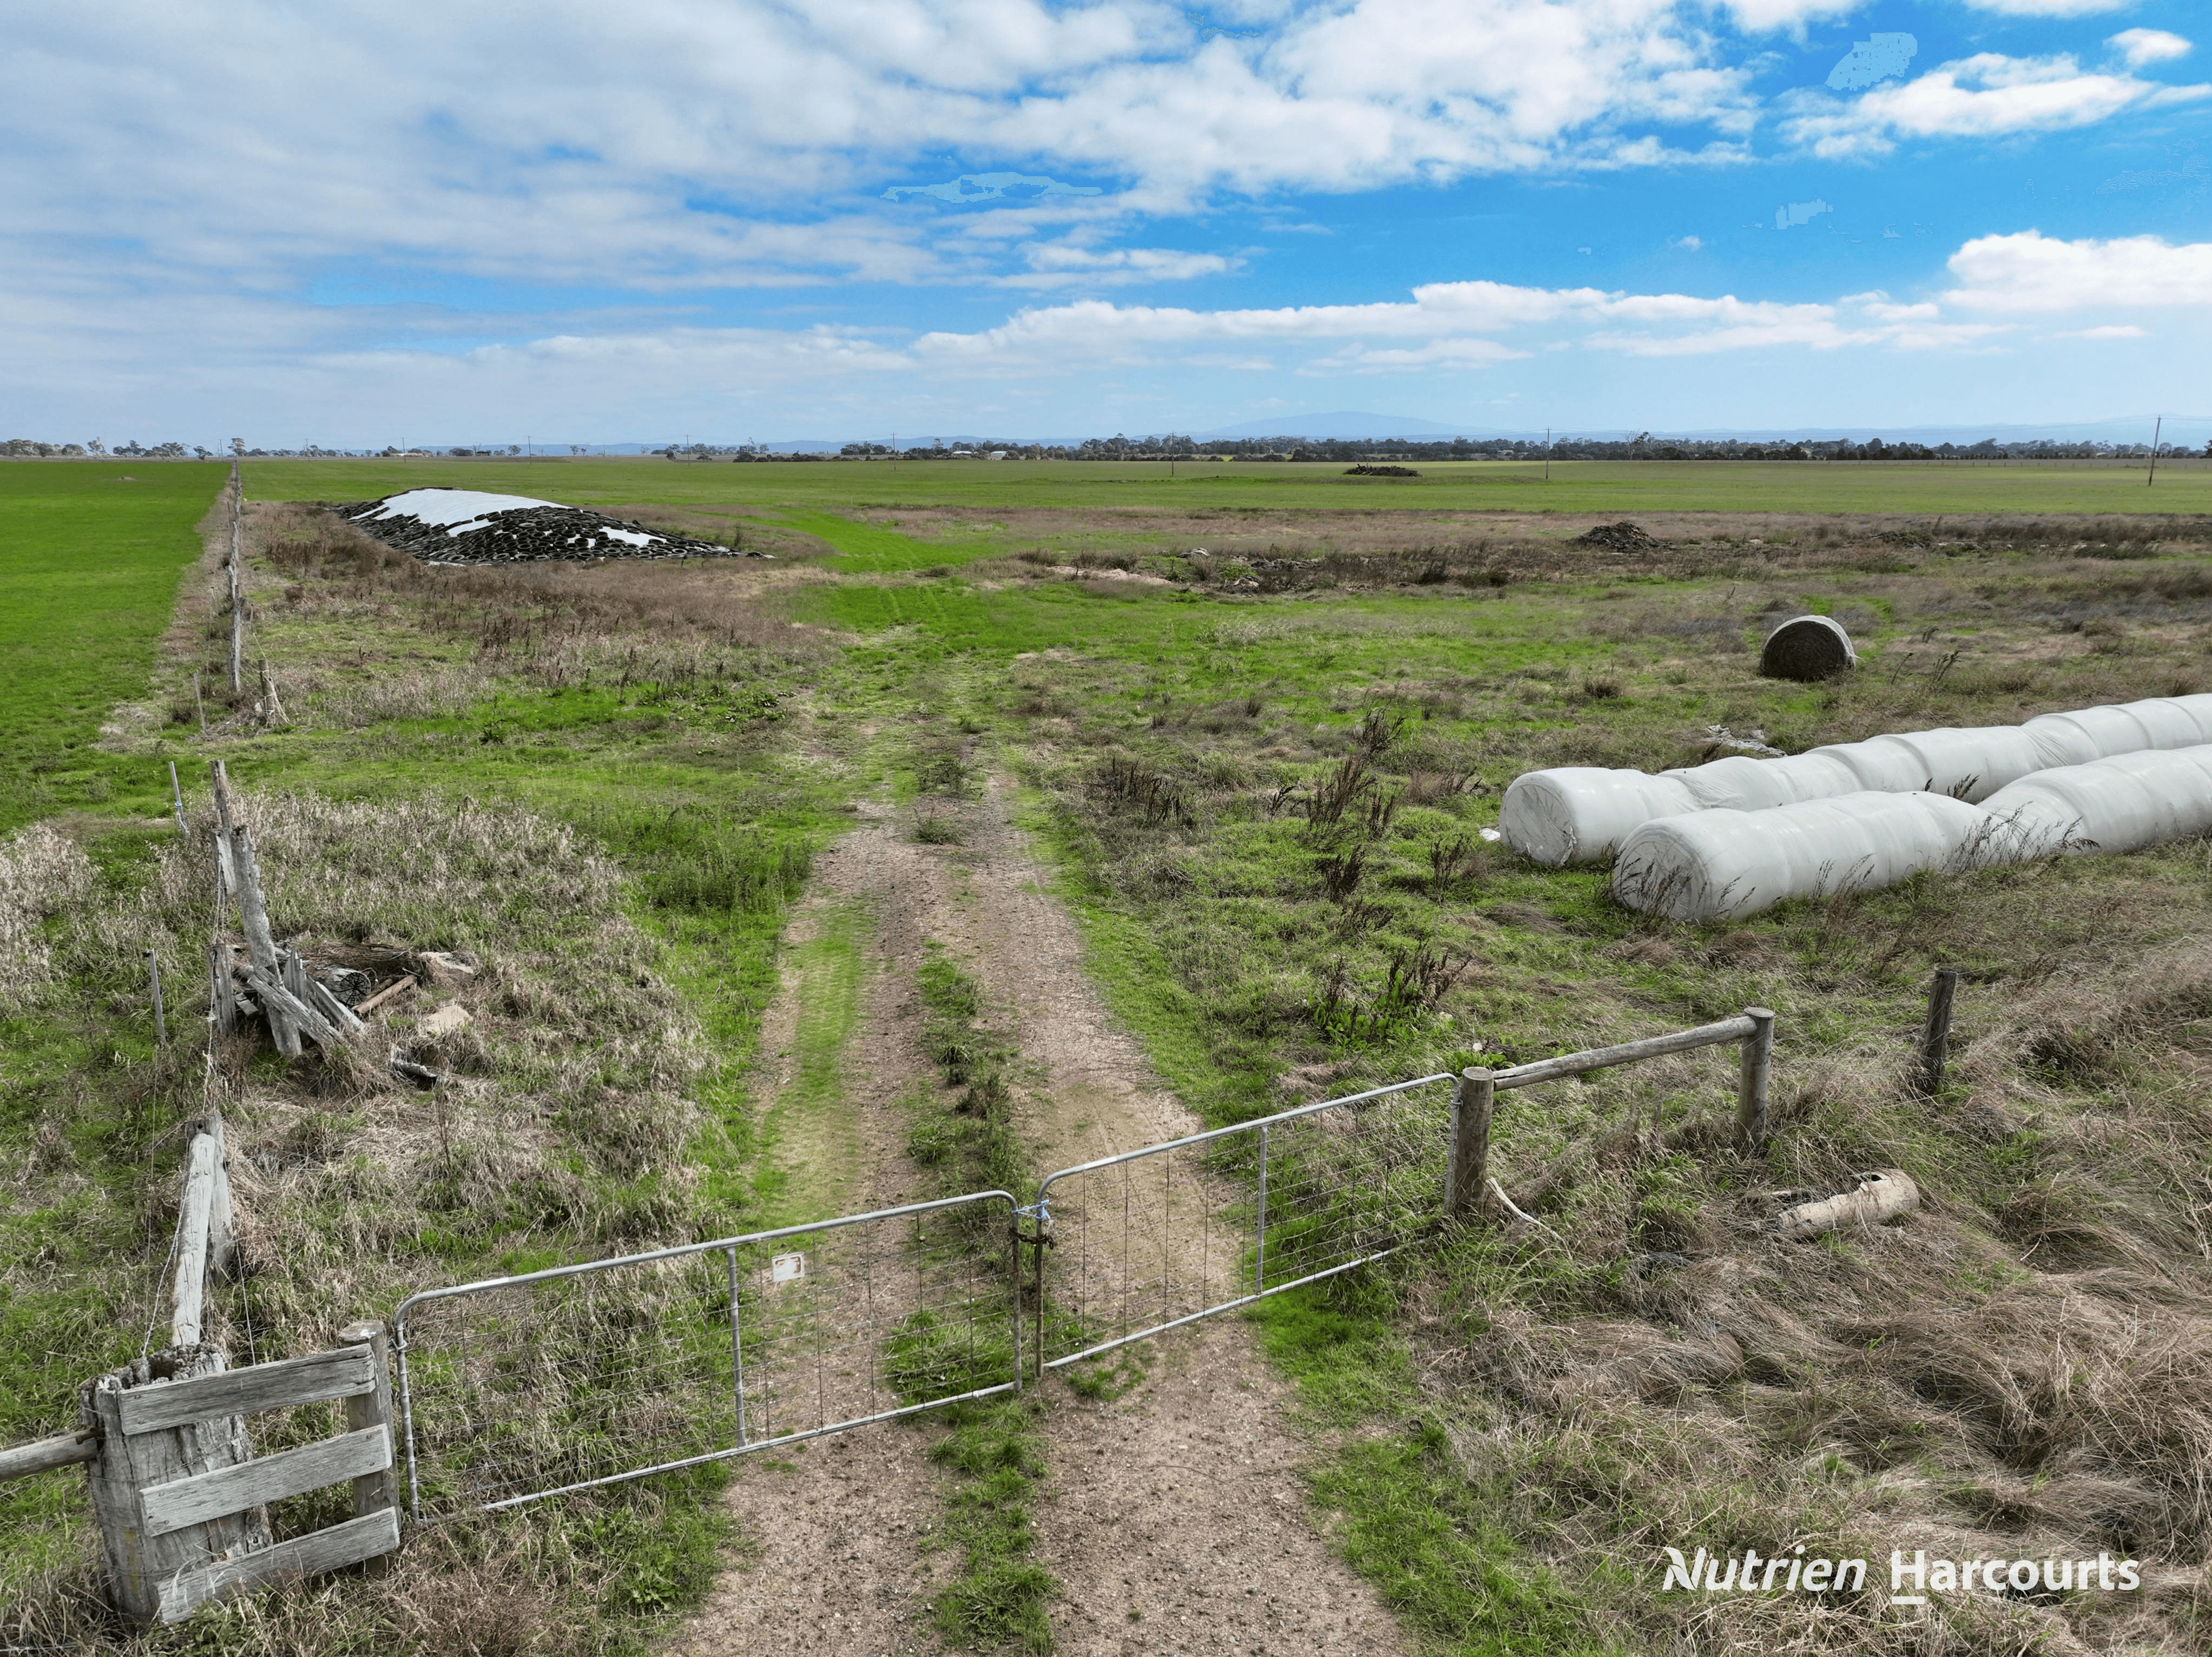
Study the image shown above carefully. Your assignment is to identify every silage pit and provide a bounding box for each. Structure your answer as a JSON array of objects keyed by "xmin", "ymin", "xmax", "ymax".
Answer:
[{"xmin": 337, "ymin": 488, "xmax": 766, "ymax": 566}]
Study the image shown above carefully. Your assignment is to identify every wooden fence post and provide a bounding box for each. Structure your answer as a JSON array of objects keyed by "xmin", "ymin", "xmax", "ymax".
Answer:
[
  {"xmin": 1916, "ymin": 968, "xmax": 1960, "ymax": 1094},
  {"xmin": 337, "ymin": 1319, "xmax": 398, "ymax": 1569},
  {"xmin": 227, "ymin": 473, "xmax": 245, "ymax": 696},
  {"xmin": 1734, "ymin": 1006, "xmax": 1776, "ymax": 1152},
  {"xmin": 1447, "ymin": 1069, "xmax": 1496, "ymax": 1222}
]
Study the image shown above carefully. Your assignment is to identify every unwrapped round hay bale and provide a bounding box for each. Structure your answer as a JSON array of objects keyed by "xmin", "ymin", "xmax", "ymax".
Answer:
[{"xmin": 1759, "ymin": 614, "xmax": 1855, "ymax": 682}]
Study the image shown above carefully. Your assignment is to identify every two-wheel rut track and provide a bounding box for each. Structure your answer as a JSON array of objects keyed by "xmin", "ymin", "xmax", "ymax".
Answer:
[{"xmin": 672, "ymin": 778, "xmax": 1406, "ymax": 1654}]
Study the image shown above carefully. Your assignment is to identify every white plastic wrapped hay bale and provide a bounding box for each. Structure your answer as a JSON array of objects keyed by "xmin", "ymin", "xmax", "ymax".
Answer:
[
  {"xmin": 1612, "ymin": 791, "xmax": 1992, "ymax": 922},
  {"xmin": 2024, "ymin": 695, "xmax": 2212, "ymax": 768},
  {"xmin": 1983, "ymin": 743, "xmax": 2212, "ymax": 860},
  {"xmin": 1664, "ymin": 750, "xmax": 1862, "ymax": 811},
  {"xmin": 1498, "ymin": 768, "xmax": 1699, "ymax": 866},
  {"xmin": 1505, "ymin": 693, "xmax": 2212, "ymax": 872}
]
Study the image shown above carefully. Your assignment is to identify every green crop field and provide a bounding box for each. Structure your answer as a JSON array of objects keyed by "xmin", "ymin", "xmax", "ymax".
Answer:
[
  {"xmin": 243, "ymin": 453, "xmax": 2212, "ymax": 518},
  {"xmin": 8, "ymin": 468, "xmax": 2212, "ymax": 1654},
  {"xmin": 0, "ymin": 463, "xmax": 228, "ymax": 830}
]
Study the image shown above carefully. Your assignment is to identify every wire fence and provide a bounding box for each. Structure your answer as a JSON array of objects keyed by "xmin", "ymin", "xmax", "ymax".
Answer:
[
  {"xmin": 1032, "ymin": 1074, "xmax": 1454, "ymax": 1370},
  {"xmin": 392, "ymin": 1191, "xmax": 1019, "ymax": 1516}
]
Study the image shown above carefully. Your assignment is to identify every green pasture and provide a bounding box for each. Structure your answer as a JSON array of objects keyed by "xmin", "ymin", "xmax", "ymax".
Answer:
[
  {"xmin": 0, "ymin": 463, "xmax": 227, "ymax": 830},
  {"xmin": 9, "ymin": 458, "xmax": 2212, "ymax": 1653},
  {"xmin": 239, "ymin": 454, "xmax": 2212, "ymax": 518}
]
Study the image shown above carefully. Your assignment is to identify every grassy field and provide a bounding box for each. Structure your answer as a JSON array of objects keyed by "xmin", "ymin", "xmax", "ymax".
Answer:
[
  {"xmin": 0, "ymin": 463, "xmax": 228, "ymax": 832},
  {"xmin": 6, "ymin": 461, "xmax": 2212, "ymax": 1653},
  {"xmin": 239, "ymin": 453, "xmax": 2212, "ymax": 518}
]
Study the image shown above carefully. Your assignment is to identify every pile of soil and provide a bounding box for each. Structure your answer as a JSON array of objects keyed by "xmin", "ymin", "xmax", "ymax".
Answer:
[
  {"xmin": 1344, "ymin": 464, "xmax": 1421, "ymax": 477},
  {"xmin": 1573, "ymin": 520, "xmax": 1670, "ymax": 551},
  {"xmin": 335, "ymin": 488, "xmax": 761, "ymax": 565}
]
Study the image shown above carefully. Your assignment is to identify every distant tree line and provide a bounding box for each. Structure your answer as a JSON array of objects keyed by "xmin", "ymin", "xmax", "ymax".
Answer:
[
  {"xmin": 4, "ymin": 438, "xmax": 216, "ymax": 458},
  {"xmin": 686, "ymin": 433, "xmax": 2212, "ymax": 463}
]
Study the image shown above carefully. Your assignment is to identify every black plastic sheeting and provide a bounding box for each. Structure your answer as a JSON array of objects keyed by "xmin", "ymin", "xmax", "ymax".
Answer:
[{"xmin": 336, "ymin": 497, "xmax": 762, "ymax": 565}]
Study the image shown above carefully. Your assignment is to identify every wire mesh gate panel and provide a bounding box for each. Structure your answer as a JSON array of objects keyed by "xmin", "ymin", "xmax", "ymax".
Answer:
[
  {"xmin": 392, "ymin": 1191, "xmax": 1018, "ymax": 1516},
  {"xmin": 1032, "ymin": 1074, "xmax": 1452, "ymax": 1370}
]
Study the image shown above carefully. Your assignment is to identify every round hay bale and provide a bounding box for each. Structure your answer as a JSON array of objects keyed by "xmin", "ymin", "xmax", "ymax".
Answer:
[{"xmin": 1760, "ymin": 615, "xmax": 1856, "ymax": 682}]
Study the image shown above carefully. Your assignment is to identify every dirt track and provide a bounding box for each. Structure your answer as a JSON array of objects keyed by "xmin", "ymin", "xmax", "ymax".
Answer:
[{"xmin": 669, "ymin": 775, "xmax": 1405, "ymax": 1655}]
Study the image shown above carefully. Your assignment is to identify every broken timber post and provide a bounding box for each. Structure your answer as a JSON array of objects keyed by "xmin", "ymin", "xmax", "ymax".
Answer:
[
  {"xmin": 1734, "ymin": 1006, "xmax": 1776, "ymax": 1152},
  {"xmin": 258, "ymin": 658, "xmax": 286, "ymax": 726},
  {"xmin": 169, "ymin": 1119, "xmax": 232, "ymax": 1348},
  {"xmin": 1446, "ymin": 1068, "xmax": 1496, "ymax": 1222},
  {"xmin": 210, "ymin": 761, "xmax": 297, "ymax": 1055},
  {"xmin": 207, "ymin": 940, "xmax": 235, "ymax": 1037},
  {"xmin": 1917, "ymin": 968, "xmax": 1960, "ymax": 1094}
]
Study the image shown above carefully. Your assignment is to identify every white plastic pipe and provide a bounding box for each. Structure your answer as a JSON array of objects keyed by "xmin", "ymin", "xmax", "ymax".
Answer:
[
  {"xmin": 1502, "ymin": 694, "xmax": 2212, "ymax": 866},
  {"xmin": 1614, "ymin": 743, "xmax": 2212, "ymax": 921}
]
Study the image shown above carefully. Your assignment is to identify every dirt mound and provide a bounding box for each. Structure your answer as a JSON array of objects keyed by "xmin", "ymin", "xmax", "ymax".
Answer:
[
  {"xmin": 1572, "ymin": 520, "xmax": 1670, "ymax": 552},
  {"xmin": 335, "ymin": 487, "xmax": 759, "ymax": 565},
  {"xmin": 1344, "ymin": 464, "xmax": 1420, "ymax": 477}
]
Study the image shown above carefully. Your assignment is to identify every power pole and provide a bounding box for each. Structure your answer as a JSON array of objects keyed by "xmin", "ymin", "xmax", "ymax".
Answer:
[
  {"xmin": 1544, "ymin": 427, "xmax": 1551, "ymax": 483},
  {"xmin": 2148, "ymin": 416, "xmax": 2162, "ymax": 487}
]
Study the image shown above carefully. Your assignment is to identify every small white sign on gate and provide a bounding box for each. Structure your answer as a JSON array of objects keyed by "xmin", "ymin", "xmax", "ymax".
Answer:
[{"xmin": 770, "ymin": 1251, "xmax": 805, "ymax": 1287}]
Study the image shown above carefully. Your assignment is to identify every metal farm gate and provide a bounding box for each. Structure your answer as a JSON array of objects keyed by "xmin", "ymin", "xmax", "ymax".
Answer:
[
  {"xmin": 394, "ymin": 1011, "xmax": 1772, "ymax": 1516},
  {"xmin": 392, "ymin": 1191, "xmax": 1021, "ymax": 1516}
]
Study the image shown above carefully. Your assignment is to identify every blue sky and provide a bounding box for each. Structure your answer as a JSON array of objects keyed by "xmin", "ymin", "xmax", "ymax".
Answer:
[{"xmin": 3, "ymin": 1, "xmax": 2207, "ymax": 444}]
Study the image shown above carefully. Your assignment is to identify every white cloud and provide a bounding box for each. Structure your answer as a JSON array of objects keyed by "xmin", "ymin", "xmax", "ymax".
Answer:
[
  {"xmin": 1000, "ymin": 245, "xmax": 1240, "ymax": 289},
  {"xmin": 1304, "ymin": 339, "xmax": 1531, "ymax": 373},
  {"xmin": 1784, "ymin": 54, "xmax": 2209, "ymax": 158},
  {"xmin": 1671, "ymin": 234, "xmax": 1703, "ymax": 249},
  {"xmin": 0, "ymin": 0, "xmax": 1780, "ymax": 308},
  {"xmin": 1945, "ymin": 231, "xmax": 2212, "ymax": 312},
  {"xmin": 1964, "ymin": 0, "xmax": 2128, "ymax": 15},
  {"xmin": 2109, "ymin": 30, "xmax": 2193, "ymax": 69},
  {"xmin": 1719, "ymin": 0, "xmax": 1860, "ymax": 27},
  {"xmin": 2055, "ymin": 324, "xmax": 2149, "ymax": 338}
]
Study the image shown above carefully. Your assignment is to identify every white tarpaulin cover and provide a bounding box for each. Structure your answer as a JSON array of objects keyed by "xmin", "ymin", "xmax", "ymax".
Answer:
[
  {"xmin": 1502, "ymin": 694, "xmax": 2212, "ymax": 865},
  {"xmin": 363, "ymin": 489, "xmax": 563, "ymax": 527},
  {"xmin": 1614, "ymin": 744, "xmax": 2212, "ymax": 920}
]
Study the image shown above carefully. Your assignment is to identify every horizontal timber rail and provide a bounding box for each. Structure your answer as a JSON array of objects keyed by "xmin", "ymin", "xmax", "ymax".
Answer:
[{"xmin": 1447, "ymin": 1006, "xmax": 1775, "ymax": 1222}]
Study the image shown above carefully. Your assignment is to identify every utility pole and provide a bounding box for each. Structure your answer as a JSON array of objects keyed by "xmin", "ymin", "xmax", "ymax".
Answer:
[
  {"xmin": 2148, "ymin": 416, "xmax": 2162, "ymax": 487},
  {"xmin": 1544, "ymin": 426, "xmax": 1551, "ymax": 483}
]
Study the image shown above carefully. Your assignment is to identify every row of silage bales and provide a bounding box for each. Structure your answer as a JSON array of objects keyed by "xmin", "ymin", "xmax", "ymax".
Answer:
[
  {"xmin": 1612, "ymin": 744, "xmax": 2212, "ymax": 922},
  {"xmin": 1500, "ymin": 693, "xmax": 2212, "ymax": 868}
]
